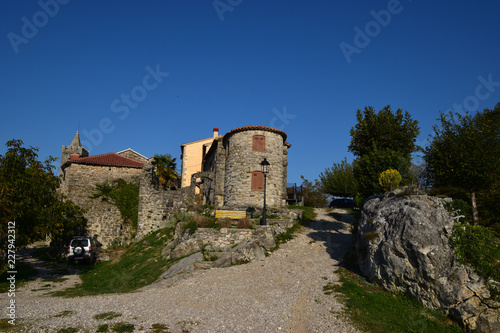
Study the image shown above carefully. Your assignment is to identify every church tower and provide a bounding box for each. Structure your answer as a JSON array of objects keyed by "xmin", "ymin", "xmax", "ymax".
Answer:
[{"xmin": 60, "ymin": 131, "xmax": 89, "ymax": 171}]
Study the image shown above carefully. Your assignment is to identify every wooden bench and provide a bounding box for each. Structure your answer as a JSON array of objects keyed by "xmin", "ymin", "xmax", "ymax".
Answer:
[{"xmin": 215, "ymin": 210, "xmax": 247, "ymax": 219}]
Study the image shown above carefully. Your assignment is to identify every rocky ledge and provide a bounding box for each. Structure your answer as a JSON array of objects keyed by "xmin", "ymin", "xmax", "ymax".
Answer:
[
  {"xmin": 144, "ymin": 220, "xmax": 295, "ymax": 289},
  {"xmin": 356, "ymin": 191, "xmax": 499, "ymax": 332}
]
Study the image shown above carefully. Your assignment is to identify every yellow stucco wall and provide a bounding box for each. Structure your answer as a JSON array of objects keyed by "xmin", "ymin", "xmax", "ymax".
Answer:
[{"xmin": 180, "ymin": 137, "xmax": 214, "ymax": 188}]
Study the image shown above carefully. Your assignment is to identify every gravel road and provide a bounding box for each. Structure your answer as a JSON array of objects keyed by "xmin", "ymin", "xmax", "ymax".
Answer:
[{"xmin": 1, "ymin": 208, "xmax": 362, "ymax": 333}]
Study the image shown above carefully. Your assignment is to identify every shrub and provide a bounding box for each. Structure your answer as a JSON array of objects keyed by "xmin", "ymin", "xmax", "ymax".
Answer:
[
  {"xmin": 193, "ymin": 215, "xmax": 210, "ymax": 228},
  {"xmin": 450, "ymin": 223, "xmax": 500, "ymax": 298},
  {"xmin": 236, "ymin": 218, "xmax": 253, "ymax": 229},
  {"xmin": 378, "ymin": 169, "xmax": 402, "ymax": 192},
  {"xmin": 218, "ymin": 218, "xmax": 232, "ymax": 228}
]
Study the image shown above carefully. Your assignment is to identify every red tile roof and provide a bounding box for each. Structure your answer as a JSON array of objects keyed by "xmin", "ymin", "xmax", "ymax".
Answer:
[
  {"xmin": 223, "ymin": 125, "xmax": 287, "ymax": 143},
  {"xmin": 62, "ymin": 152, "xmax": 145, "ymax": 169}
]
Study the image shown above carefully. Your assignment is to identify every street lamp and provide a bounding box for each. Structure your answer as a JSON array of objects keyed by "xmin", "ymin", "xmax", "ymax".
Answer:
[{"xmin": 260, "ymin": 158, "xmax": 270, "ymax": 225}]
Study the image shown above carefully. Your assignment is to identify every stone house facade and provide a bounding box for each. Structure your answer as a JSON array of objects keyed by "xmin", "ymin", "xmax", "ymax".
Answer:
[
  {"xmin": 59, "ymin": 131, "xmax": 147, "ymax": 247},
  {"xmin": 59, "ymin": 126, "xmax": 291, "ymax": 246},
  {"xmin": 183, "ymin": 125, "xmax": 291, "ymax": 209}
]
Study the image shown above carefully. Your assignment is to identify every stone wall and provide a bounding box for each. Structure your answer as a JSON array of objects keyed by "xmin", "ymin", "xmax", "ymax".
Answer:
[
  {"xmin": 59, "ymin": 163, "xmax": 142, "ymax": 247},
  {"xmin": 135, "ymin": 164, "xmax": 193, "ymax": 240},
  {"xmin": 223, "ymin": 129, "xmax": 287, "ymax": 208},
  {"xmin": 162, "ymin": 223, "xmax": 281, "ymax": 261},
  {"xmin": 117, "ymin": 149, "xmax": 148, "ymax": 162}
]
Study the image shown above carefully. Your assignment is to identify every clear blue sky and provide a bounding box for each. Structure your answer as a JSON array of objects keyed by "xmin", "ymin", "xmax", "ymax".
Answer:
[{"xmin": 1, "ymin": 0, "xmax": 500, "ymax": 184}]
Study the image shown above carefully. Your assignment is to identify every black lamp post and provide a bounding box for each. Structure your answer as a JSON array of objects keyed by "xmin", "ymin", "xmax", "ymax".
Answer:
[{"xmin": 260, "ymin": 158, "xmax": 270, "ymax": 225}]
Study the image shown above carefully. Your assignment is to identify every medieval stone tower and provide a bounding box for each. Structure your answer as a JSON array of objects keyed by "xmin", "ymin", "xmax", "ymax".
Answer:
[
  {"xmin": 221, "ymin": 126, "xmax": 289, "ymax": 208},
  {"xmin": 60, "ymin": 131, "xmax": 88, "ymax": 173}
]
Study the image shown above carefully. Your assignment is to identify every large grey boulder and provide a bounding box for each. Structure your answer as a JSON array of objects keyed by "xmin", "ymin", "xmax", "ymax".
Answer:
[
  {"xmin": 213, "ymin": 240, "xmax": 266, "ymax": 268},
  {"xmin": 356, "ymin": 193, "xmax": 499, "ymax": 332}
]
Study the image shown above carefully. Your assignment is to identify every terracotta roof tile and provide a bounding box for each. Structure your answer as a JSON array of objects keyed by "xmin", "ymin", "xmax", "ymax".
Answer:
[
  {"xmin": 62, "ymin": 152, "xmax": 145, "ymax": 169},
  {"xmin": 223, "ymin": 125, "xmax": 287, "ymax": 143}
]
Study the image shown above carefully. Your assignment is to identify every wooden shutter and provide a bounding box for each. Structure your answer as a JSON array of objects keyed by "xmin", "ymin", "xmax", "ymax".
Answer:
[
  {"xmin": 252, "ymin": 135, "xmax": 265, "ymax": 152},
  {"xmin": 251, "ymin": 172, "xmax": 264, "ymax": 191}
]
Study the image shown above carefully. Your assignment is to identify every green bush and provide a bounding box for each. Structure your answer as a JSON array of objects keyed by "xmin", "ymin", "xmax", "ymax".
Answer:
[
  {"xmin": 378, "ymin": 169, "xmax": 402, "ymax": 192},
  {"xmin": 450, "ymin": 223, "xmax": 500, "ymax": 298}
]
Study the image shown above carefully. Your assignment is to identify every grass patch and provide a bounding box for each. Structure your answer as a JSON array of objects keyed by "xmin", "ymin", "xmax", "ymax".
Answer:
[
  {"xmin": 0, "ymin": 261, "xmax": 38, "ymax": 293},
  {"xmin": 0, "ymin": 318, "xmax": 26, "ymax": 331},
  {"xmin": 111, "ymin": 322, "xmax": 135, "ymax": 332},
  {"xmin": 149, "ymin": 323, "xmax": 171, "ymax": 332},
  {"xmin": 94, "ymin": 311, "xmax": 122, "ymax": 320},
  {"xmin": 288, "ymin": 205, "xmax": 316, "ymax": 221},
  {"xmin": 331, "ymin": 268, "xmax": 464, "ymax": 333},
  {"xmin": 97, "ymin": 324, "xmax": 109, "ymax": 332},
  {"xmin": 51, "ymin": 227, "xmax": 173, "ymax": 297}
]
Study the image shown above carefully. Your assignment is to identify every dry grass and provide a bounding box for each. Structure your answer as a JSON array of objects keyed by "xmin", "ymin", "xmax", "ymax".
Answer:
[{"xmin": 236, "ymin": 218, "xmax": 253, "ymax": 229}]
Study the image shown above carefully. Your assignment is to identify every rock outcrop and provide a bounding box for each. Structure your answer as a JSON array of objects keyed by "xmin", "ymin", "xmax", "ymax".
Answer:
[
  {"xmin": 356, "ymin": 191, "xmax": 499, "ymax": 332},
  {"xmin": 152, "ymin": 221, "xmax": 290, "ymax": 288}
]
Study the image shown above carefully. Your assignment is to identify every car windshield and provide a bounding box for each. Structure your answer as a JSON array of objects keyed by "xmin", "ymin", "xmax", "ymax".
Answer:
[{"xmin": 71, "ymin": 239, "xmax": 88, "ymax": 247}]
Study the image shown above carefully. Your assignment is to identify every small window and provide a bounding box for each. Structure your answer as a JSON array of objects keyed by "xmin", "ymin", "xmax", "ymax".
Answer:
[
  {"xmin": 251, "ymin": 172, "xmax": 265, "ymax": 191},
  {"xmin": 252, "ymin": 135, "xmax": 265, "ymax": 152}
]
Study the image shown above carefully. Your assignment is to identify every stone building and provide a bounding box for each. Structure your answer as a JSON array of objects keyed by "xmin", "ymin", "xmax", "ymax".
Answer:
[
  {"xmin": 182, "ymin": 125, "xmax": 291, "ymax": 209},
  {"xmin": 59, "ymin": 131, "xmax": 147, "ymax": 247}
]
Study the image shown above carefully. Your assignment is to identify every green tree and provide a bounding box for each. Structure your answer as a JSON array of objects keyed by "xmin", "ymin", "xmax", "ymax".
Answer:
[
  {"xmin": 424, "ymin": 104, "xmax": 500, "ymax": 225},
  {"xmin": 349, "ymin": 106, "xmax": 420, "ymax": 199},
  {"xmin": 319, "ymin": 158, "xmax": 357, "ymax": 198},
  {"xmin": 152, "ymin": 154, "xmax": 179, "ymax": 188},
  {"xmin": 301, "ymin": 176, "xmax": 328, "ymax": 208},
  {"xmin": 0, "ymin": 140, "xmax": 87, "ymax": 257},
  {"xmin": 349, "ymin": 105, "xmax": 421, "ymax": 158}
]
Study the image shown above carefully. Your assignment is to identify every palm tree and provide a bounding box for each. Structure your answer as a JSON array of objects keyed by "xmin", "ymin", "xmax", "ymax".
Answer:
[{"xmin": 151, "ymin": 154, "xmax": 179, "ymax": 189}]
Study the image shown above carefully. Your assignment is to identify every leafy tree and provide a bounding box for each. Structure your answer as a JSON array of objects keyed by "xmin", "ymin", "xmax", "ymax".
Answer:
[
  {"xmin": 353, "ymin": 147, "xmax": 412, "ymax": 199},
  {"xmin": 424, "ymin": 104, "xmax": 500, "ymax": 225},
  {"xmin": 301, "ymin": 176, "xmax": 328, "ymax": 208},
  {"xmin": 349, "ymin": 105, "xmax": 421, "ymax": 158},
  {"xmin": 349, "ymin": 106, "xmax": 420, "ymax": 199},
  {"xmin": 152, "ymin": 154, "xmax": 179, "ymax": 189},
  {"xmin": 0, "ymin": 140, "xmax": 86, "ymax": 257},
  {"xmin": 319, "ymin": 158, "xmax": 357, "ymax": 198}
]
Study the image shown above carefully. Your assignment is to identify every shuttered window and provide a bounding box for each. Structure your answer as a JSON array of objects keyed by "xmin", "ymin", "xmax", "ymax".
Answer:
[
  {"xmin": 251, "ymin": 172, "xmax": 265, "ymax": 191},
  {"xmin": 252, "ymin": 135, "xmax": 265, "ymax": 152}
]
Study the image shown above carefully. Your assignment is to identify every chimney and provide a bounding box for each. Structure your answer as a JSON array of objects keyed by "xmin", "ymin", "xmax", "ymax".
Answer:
[{"xmin": 213, "ymin": 127, "xmax": 219, "ymax": 138}]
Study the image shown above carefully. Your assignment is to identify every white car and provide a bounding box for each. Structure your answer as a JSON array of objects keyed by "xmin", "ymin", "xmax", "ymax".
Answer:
[{"xmin": 67, "ymin": 236, "xmax": 100, "ymax": 264}]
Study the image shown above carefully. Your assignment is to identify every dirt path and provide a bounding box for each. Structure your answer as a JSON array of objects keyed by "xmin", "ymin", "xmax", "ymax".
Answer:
[
  {"xmin": 3, "ymin": 208, "xmax": 362, "ymax": 333},
  {"xmin": 13, "ymin": 249, "xmax": 83, "ymax": 296}
]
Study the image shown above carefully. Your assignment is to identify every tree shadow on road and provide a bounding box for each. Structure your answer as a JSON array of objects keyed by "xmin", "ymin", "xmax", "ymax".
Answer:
[{"xmin": 305, "ymin": 210, "xmax": 357, "ymax": 263}]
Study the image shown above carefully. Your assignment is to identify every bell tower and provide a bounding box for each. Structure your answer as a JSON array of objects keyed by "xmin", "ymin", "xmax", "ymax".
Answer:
[{"xmin": 60, "ymin": 131, "xmax": 89, "ymax": 172}]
